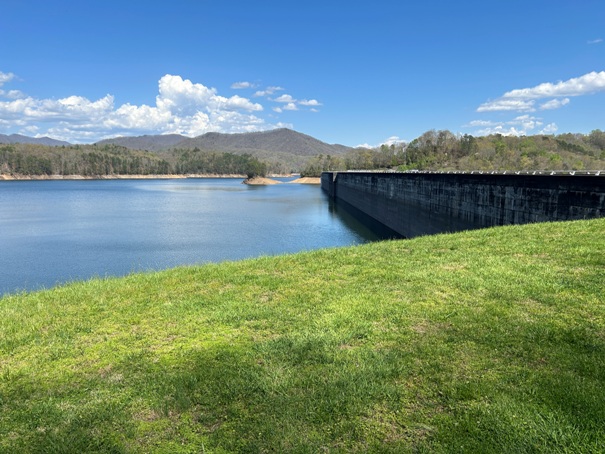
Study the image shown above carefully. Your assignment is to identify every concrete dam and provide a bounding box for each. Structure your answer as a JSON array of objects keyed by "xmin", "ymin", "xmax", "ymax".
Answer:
[{"xmin": 321, "ymin": 171, "xmax": 605, "ymax": 238}]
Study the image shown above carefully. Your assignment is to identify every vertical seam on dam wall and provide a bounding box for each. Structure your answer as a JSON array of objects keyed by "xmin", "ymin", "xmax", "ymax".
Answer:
[{"xmin": 321, "ymin": 172, "xmax": 605, "ymax": 238}]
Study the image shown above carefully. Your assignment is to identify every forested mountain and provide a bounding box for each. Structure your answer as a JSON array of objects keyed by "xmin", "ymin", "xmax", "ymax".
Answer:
[
  {"xmin": 0, "ymin": 134, "xmax": 71, "ymax": 147},
  {"xmin": 174, "ymin": 128, "xmax": 351, "ymax": 156},
  {"xmin": 95, "ymin": 134, "xmax": 188, "ymax": 152},
  {"xmin": 173, "ymin": 128, "xmax": 352, "ymax": 172},
  {"xmin": 92, "ymin": 128, "xmax": 351, "ymax": 171},
  {"xmin": 301, "ymin": 130, "xmax": 605, "ymax": 176},
  {"xmin": 2, "ymin": 129, "xmax": 605, "ymax": 178},
  {"xmin": 95, "ymin": 128, "xmax": 351, "ymax": 156},
  {"xmin": 89, "ymin": 129, "xmax": 352, "ymax": 172}
]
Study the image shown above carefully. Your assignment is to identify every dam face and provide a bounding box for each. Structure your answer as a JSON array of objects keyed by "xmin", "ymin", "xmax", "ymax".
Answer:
[{"xmin": 321, "ymin": 171, "xmax": 605, "ymax": 238}]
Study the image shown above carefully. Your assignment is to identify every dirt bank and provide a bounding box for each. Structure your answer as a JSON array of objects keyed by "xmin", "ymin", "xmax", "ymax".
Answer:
[
  {"xmin": 0, "ymin": 174, "xmax": 248, "ymax": 181},
  {"xmin": 288, "ymin": 177, "xmax": 321, "ymax": 184},
  {"xmin": 242, "ymin": 177, "xmax": 283, "ymax": 185}
]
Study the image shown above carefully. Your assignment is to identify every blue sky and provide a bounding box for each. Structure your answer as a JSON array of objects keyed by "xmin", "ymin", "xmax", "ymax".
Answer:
[{"xmin": 0, "ymin": 0, "xmax": 603, "ymax": 147}]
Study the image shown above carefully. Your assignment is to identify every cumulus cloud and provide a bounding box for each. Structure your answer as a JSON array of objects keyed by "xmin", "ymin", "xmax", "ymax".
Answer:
[
  {"xmin": 272, "ymin": 94, "xmax": 322, "ymax": 111},
  {"xmin": 299, "ymin": 99, "xmax": 322, "ymax": 106},
  {"xmin": 231, "ymin": 81, "xmax": 255, "ymax": 89},
  {"xmin": 0, "ymin": 72, "xmax": 321, "ymax": 142},
  {"xmin": 274, "ymin": 94, "xmax": 296, "ymax": 103},
  {"xmin": 253, "ymin": 86, "xmax": 284, "ymax": 97},
  {"xmin": 357, "ymin": 135, "xmax": 407, "ymax": 149},
  {"xmin": 0, "ymin": 74, "xmax": 284, "ymax": 141},
  {"xmin": 468, "ymin": 115, "xmax": 550, "ymax": 136},
  {"xmin": 0, "ymin": 71, "xmax": 15, "ymax": 86},
  {"xmin": 1, "ymin": 89, "xmax": 25, "ymax": 99},
  {"xmin": 502, "ymin": 71, "xmax": 605, "ymax": 99},
  {"xmin": 477, "ymin": 71, "xmax": 605, "ymax": 113},
  {"xmin": 540, "ymin": 123, "xmax": 558, "ymax": 134}
]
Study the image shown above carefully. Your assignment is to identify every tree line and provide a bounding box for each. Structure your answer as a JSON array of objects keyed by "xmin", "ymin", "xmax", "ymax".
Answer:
[
  {"xmin": 3, "ymin": 130, "xmax": 605, "ymax": 179},
  {"xmin": 301, "ymin": 129, "xmax": 605, "ymax": 176},
  {"xmin": 0, "ymin": 143, "xmax": 267, "ymax": 178}
]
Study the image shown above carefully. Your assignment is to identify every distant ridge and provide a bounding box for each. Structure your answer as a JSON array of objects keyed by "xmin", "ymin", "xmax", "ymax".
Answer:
[
  {"xmin": 174, "ymin": 128, "xmax": 352, "ymax": 157},
  {"xmin": 95, "ymin": 128, "xmax": 352, "ymax": 157},
  {"xmin": 95, "ymin": 134, "xmax": 188, "ymax": 152},
  {"xmin": 1, "ymin": 129, "xmax": 353, "ymax": 171},
  {"xmin": 0, "ymin": 134, "xmax": 71, "ymax": 146}
]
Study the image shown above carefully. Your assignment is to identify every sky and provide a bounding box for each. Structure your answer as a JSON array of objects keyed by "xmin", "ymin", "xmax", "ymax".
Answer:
[{"xmin": 0, "ymin": 0, "xmax": 604, "ymax": 147}]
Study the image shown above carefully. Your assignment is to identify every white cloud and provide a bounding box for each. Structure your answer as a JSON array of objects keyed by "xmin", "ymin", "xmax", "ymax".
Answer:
[
  {"xmin": 0, "ymin": 73, "xmax": 280, "ymax": 142},
  {"xmin": 357, "ymin": 135, "xmax": 407, "ymax": 149},
  {"xmin": 477, "ymin": 99, "xmax": 536, "ymax": 112},
  {"xmin": 0, "ymin": 71, "xmax": 15, "ymax": 86},
  {"xmin": 0, "ymin": 73, "xmax": 321, "ymax": 142},
  {"xmin": 540, "ymin": 123, "xmax": 558, "ymax": 134},
  {"xmin": 502, "ymin": 71, "xmax": 605, "ymax": 99},
  {"xmin": 1, "ymin": 89, "xmax": 25, "ymax": 99},
  {"xmin": 539, "ymin": 98, "xmax": 570, "ymax": 110},
  {"xmin": 231, "ymin": 81, "xmax": 255, "ymax": 89},
  {"xmin": 253, "ymin": 86, "xmax": 284, "ymax": 97},
  {"xmin": 156, "ymin": 74, "xmax": 262, "ymax": 115},
  {"xmin": 0, "ymin": 94, "xmax": 115, "ymax": 123},
  {"xmin": 299, "ymin": 99, "xmax": 322, "ymax": 106},
  {"xmin": 468, "ymin": 115, "xmax": 547, "ymax": 136},
  {"xmin": 271, "ymin": 94, "xmax": 322, "ymax": 111},
  {"xmin": 588, "ymin": 38, "xmax": 603, "ymax": 44},
  {"xmin": 509, "ymin": 114, "xmax": 543, "ymax": 130},
  {"xmin": 466, "ymin": 120, "xmax": 498, "ymax": 127},
  {"xmin": 477, "ymin": 71, "xmax": 605, "ymax": 113},
  {"xmin": 274, "ymin": 94, "xmax": 296, "ymax": 103}
]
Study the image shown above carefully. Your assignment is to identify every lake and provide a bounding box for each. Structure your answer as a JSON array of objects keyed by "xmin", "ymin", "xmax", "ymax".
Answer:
[{"xmin": 0, "ymin": 178, "xmax": 388, "ymax": 295}]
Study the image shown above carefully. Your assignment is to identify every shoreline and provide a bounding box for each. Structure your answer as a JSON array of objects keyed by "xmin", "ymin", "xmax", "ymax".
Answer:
[
  {"xmin": 0, "ymin": 173, "xmax": 321, "ymax": 184},
  {"xmin": 0, "ymin": 173, "xmax": 280, "ymax": 181}
]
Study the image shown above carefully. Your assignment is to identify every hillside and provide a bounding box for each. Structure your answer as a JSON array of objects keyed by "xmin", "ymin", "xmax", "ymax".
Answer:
[
  {"xmin": 93, "ymin": 128, "xmax": 352, "ymax": 156},
  {"xmin": 0, "ymin": 133, "xmax": 70, "ymax": 147},
  {"xmin": 174, "ymin": 128, "xmax": 351, "ymax": 156},
  {"xmin": 302, "ymin": 130, "xmax": 605, "ymax": 176},
  {"xmin": 95, "ymin": 134, "xmax": 188, "ymax": 152},
  {"xmin": 4, "ymin": 129, "xmax": 605, "ymax": 175},
  {"xmin": 91, "ymin": 129, "xmax": 352, "ymax": 172},
  {"xmin": 1, "ymin": 218, "xmax": 603, "ymax": 452}
]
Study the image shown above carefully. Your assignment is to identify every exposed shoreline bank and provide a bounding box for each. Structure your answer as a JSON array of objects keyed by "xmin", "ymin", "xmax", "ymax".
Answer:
[
  {"xmin": 0, "ymin": 173, "xmax": 293, "ymax": 181},
  {"xmin": 242, "ymin": 176, "xmax": 321, "ymax": 185},
  {"xmin": 0, "ymin": 173, "xmax": 321, "ymax": 184}
]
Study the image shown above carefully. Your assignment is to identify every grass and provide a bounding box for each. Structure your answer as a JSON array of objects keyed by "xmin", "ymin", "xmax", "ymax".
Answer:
[{"xmin": 1, "ymin": 218, "xmax": 604, "ymax": 453}]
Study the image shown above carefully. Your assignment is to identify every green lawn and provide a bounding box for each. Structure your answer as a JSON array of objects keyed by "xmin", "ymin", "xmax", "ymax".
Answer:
[{"xmin": 1, "ymin": 218, "xmax": 604, "ymax": 453}]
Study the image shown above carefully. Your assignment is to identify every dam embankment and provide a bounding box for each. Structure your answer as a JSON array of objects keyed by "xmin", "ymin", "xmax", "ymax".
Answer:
[{"xmin": 321, "ymin": 171, "xmax": 605, "ymax": 238}]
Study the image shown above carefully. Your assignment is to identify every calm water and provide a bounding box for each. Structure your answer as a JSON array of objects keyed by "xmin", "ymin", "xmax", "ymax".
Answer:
[{"xmin": 0, "ymin": 178, "xmax": 384, "ymax": 295}]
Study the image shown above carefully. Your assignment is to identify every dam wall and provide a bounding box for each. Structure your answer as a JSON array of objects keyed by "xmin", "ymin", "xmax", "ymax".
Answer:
[{"xmin": 321, "ymin": 171, "xmax": 605, "ymax": 238}]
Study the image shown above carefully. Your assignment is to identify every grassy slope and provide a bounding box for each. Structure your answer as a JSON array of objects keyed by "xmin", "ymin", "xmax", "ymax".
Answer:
[{"xmin": 1, "ymin": 219, "xmax": 604, "ymax": 453}]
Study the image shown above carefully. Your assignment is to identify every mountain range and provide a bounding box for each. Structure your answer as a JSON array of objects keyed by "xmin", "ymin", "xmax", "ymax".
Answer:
[
  {"xmin": 0, "ymin": 134, "xmax": 71, "ymax": 146},
  {"xmin": 2, "ymin": 128, "xmax": 353, "ymax": 155},
  {"xmin": 95, "ymin": 129, "xmax": 353, "ymax": 166}
]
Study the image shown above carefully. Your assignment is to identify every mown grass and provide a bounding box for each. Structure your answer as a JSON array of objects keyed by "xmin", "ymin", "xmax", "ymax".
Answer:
[{"xmin": 1, "ymin": 218, "xmax": 604, "ymax": 453}]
